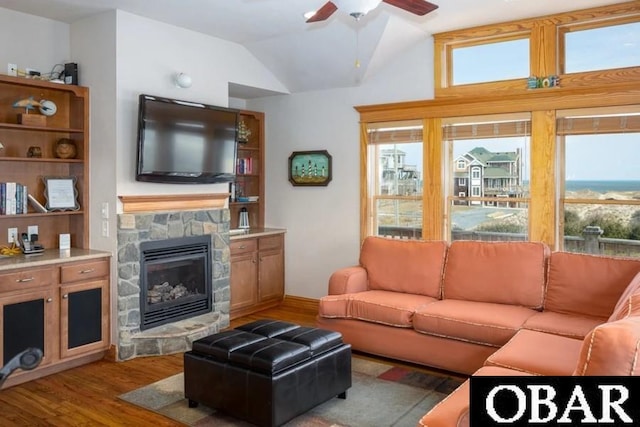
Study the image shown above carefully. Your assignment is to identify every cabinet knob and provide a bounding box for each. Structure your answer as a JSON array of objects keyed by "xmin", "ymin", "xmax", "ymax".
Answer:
[
  {"xmin": 252, "ymin": 258, "xmax": 257, "ymax": 264},
  {"xmin": 80, "ymin": 269, "xmax": 95, "ymax": 274},
  {"xmin": 16, "ymin": 277, "xmax": 35, "ymax": 283},
  {"xmin": 63, "ymin": 294, "xmax": 69, "ymax": 299},
  {"xmin": 239, "ymin": 245, "xmax": 246, "ymax": 249},
  {"xmin": 46, "ymin": 298, "xmax": 53, "ymax": 303}
]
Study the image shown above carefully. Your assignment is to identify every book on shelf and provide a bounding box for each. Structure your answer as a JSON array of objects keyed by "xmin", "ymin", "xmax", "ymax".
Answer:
[
  {"xmin": 0, "ymin": 182, "xmax": 28, "ymax": 215},
  {"xmin": 236, "ymin": 157, "xmax": 253, "ymax": 175}
]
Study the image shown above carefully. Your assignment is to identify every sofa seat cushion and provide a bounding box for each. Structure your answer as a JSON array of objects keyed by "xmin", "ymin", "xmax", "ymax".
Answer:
[
  {"xmin": 522, "ymin": 311, "xmax": 605, "ymax": 339},
  {"xmin": 545, "ymin": 252, "xmax": 640, "ymax": 319},
  {"xmin": 443, "ymin": 241, "xmax": 548, "ymax": 309},
  {"xmin": 418, "ymin": 366, "xmax": 530, "ymax": 427},
  {"xmin": 349, "ymin": 290, "xmax": 437, "ymax": 327},
  {"xmin": 574, "ymin": 316, "xmax": 640, "ymax": 376},
  {"xmin": 485, "ymin": 329, "xmax": 583, "ymax": 375},
  {"xmin": 413, "ymin": 300, "xmax": 537, "ymax": 347},
  {"xmin": 360, "ymin": 237, "xmax": 447, "ymax": 298}
]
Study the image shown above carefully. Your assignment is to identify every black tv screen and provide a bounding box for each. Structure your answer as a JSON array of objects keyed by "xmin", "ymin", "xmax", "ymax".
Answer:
[{"xmin": 136, "ymin": 94, "xmax": 238, "ymax": 184}]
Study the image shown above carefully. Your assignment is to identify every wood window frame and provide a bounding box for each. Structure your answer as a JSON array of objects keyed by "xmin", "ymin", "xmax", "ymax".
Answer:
[{"xmin": 434, "ymin": 2, "xmax": 640, "ymax": 98}]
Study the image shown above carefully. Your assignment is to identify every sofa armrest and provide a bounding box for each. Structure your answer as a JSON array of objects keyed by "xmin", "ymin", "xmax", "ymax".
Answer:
[{"xmin": 328, "ymin": 266, "xmax": 368, "ymax": 295}]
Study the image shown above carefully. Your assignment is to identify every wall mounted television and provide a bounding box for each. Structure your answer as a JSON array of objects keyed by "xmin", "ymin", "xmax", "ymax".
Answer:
[{"xmin": 136, "ymin": 94, "xmax": 238, "ymax": 184}]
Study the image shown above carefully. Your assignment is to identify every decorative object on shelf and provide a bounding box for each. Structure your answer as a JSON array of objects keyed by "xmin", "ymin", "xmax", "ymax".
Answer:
[
  {"xmin": 27, "ymin": 146, "xmax": 42, "ymax": 158},
  {"xmin": 237, "ymin": 120, "xmax": 252, "ymax": 143},
  {"xmin": 238, "ymin": 207, "xmax": 250, "ymax": 229},
  {"xmin": 27, "ymin": 194, "xmax": 47, "ymax": 213},
  {"xmin": 527, "ymin": 75, "xmax": 559, "ymax": 89},
  {"xmin": 43, "ymin": 176, "xmax": 80, "ymax": 211},
  {"xmin": 39, "ymin": 99, "xmax": 57, "ymax": 116},
  {"xmin": 288, "ymin": 150, "xmax": 332, "ymax": 186},
  {"xmin": 13, "ymin": 96, "xmax": 46, "ymax": 126},
  {"xmin": 55, "ymin": 138, "xmax": 77, "ymax": 159},
  {"xmin": 174, "ymin": 72, "xmax": 192, "ymax": 89}
]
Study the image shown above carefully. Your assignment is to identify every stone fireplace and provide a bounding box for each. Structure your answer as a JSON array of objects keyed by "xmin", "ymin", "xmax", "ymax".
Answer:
[{"xmin": 116, "ymin": 208, "xmax": 230, "ymax": 361}]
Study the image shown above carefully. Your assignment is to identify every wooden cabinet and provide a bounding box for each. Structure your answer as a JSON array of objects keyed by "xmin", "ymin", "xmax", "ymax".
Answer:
[
  {"xmin": 229, "ymin": 239, "xmax": 258, "ymax": 313},
  {"xmin": 230, "ymin": 110, "xmax": 264, "ymax": 229},
  {"xmin": 0, "ymin": 286, "xmax": 56, "ymax": 369},
  {"xmin": 0, "ymin": 75, "xmax": 89, "ymax": 250},
  {"xmin": 59, "ymin": 258, "xmax": 110, "ymax": 359},
  {"xmin": 257, "ymin": 235, "xmax": 285, "ymax": 303},
  {"xmin": 0, "ymin": 252, "xmax": 110, "ymax": 388},
  {"xmin": 230, "ymin": 231, "xmax": 285, "ymax": 319}
]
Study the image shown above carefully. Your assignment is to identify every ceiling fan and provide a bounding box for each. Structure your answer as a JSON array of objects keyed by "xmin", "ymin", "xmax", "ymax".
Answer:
[{"xmin": 306, "ymin": 0, "xmax": 438, "ymax": 23}]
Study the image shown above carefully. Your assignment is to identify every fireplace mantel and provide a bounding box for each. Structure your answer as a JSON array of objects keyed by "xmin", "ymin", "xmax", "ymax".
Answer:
[{"xmin": 119, "ymin": 193, "xmax": 228, "ymax": 213}]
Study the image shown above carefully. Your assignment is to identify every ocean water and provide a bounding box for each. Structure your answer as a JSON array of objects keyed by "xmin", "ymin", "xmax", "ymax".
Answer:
[{"xmin": 565, "ymin": 180, "xmax": 640, "ymax": 193}]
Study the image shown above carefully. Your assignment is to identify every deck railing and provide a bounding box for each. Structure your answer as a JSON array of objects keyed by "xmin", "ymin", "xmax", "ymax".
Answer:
[{"xmin": 377, "ymin": 225, "xmax": 640, "ymax": 257}]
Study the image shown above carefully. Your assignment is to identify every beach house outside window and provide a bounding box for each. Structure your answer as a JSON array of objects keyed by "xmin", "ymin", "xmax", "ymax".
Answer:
[
  {"xmin": 445, "ymin": 114, "xmax": 531, "ymax": 242},
  {"xmin": 364, "ymin": 120, "xmax": 424, "ymax": 240},
  {"xmin": 558, "ymin": 106, "xmax": 640, "ymax": 257}
]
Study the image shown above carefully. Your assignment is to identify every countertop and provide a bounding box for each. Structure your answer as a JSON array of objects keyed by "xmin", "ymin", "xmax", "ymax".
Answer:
[
  {"xmin": 229, "ymin": 227, "xmax": 286, "ymax": 240},
  {"xmin": 0, "ymin": 248, "xmax": 112, "ymax": 271}
]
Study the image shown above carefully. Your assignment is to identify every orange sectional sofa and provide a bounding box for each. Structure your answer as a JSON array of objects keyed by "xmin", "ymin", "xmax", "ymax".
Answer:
[{"xmin": 316, "ymin": 237, "xmax": 640, "ymax": 426}]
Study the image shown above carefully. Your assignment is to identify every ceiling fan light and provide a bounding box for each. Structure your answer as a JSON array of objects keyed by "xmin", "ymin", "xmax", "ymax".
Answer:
[
  {"xmin": 333, "ymin": 0, "xmax": 382, "ymax": 16},
  {"xmin": 303, "ymin": 10, "xmax": 317, "ymax": 20}
]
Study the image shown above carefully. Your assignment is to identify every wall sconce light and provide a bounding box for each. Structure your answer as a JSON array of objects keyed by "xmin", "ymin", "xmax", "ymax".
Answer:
[{"xmin": 174, "ymin": 72, "xmax": 192, "ymax": 88}]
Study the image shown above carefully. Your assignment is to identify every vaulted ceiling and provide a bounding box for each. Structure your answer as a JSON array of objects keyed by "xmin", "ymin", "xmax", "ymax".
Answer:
[{"xmin": 0, "ymin": 0, "xmax": 625, "ymax": 96}]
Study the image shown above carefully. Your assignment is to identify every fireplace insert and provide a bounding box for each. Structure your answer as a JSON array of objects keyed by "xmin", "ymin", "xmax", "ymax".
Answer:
[{"xmin": 139, "ymin": 235, "xmax": 212, "ymax": 330}]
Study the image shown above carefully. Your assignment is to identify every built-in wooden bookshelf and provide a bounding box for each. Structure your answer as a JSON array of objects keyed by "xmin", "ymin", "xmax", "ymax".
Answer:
[{"xmin": 0, "ymin": 75, "xmax": 89, "ymax": 249}]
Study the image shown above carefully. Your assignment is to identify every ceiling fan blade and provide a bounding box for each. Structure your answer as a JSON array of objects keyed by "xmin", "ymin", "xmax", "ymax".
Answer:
[
  {"xmin": 382, "ymin": 0, "xmax": 438, "ymax": 16},
  {"xmin": 306, "ymin": 2, "xmax": 338, "ymax": 23}
]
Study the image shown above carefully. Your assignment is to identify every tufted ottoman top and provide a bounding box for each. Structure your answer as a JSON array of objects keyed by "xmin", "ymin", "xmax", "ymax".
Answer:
[{"xmin": 191, "ymin": 319, "xmax": 345, "ymax": 375}]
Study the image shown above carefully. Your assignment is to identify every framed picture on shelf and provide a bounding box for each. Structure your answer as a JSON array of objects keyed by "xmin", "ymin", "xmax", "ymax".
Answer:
[
  {"xmin": 43, "ymin": 176, "xmax": 80, "ymax": 211},
  {"xmin": 288, "ymin": 150, "xmax": 332, "ymax": 187}
]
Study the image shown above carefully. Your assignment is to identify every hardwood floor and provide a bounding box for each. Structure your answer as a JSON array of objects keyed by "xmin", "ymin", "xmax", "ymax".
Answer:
[
  {"xmin": 0, "ymin": 304, "xmax": 319, "ymax": 426},
  {"xmin": 0, "ymin": 302, "xmax": 464, "ymax": 426}
]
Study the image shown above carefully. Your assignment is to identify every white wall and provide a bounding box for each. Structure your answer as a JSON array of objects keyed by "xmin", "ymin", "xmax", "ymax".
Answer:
[
  {"xmin": 0, "ymin": 5, "xmax": 435, "ymax": 303},
  {"xmin": 0, "ymin": 7, "xmax": 69, "ymax": 78},
  {"xmin": 113, "ymin": 11, "xmax": 289, "ymax": 201},
  {"xmin": 249, "ymin": 40, "xmax": 434, "ymax": 298},
  {"xmin": 70, "ymin": 11, "xmax": 118, "ymax": 252}
]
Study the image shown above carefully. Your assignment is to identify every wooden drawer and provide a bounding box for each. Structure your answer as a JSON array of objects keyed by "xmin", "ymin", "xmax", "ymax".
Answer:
[
  {"xmin": 259, "ymin": 235, "xmax": 283, "ymax": 251},
  {"xmin": 0, "ymin": 267, "xmax": 56, "ymax": 292},
  {"xmin": 231, "ymin": 238, "xmax": 257, "ymax": 255},
  {"xmin": 60, "ymin": 258, "xmax": 110, "ymax": 284}
]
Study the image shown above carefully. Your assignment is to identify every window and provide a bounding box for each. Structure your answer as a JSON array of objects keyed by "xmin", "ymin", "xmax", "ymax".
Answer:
[
  {"xmin": 359, "ymin": 3, "xmax": 640, "ymax": 251},
  {"xmin": 562, "ymin": 21, "xmax": 640, "ymax": 74},
  {"xmin": 364, "ymin": 121, "xmax": 424, "ymax": 240},
  {"xmin": 451, "ymin": 37, "xmax": 530, "ymax": 85},
  {"xmin": 558, "ymin": 107, "xmax": 640, "ymax": 257},
  {"xmin": 445, "ymin": 114, "xmax": 530, "ymax": 242}
]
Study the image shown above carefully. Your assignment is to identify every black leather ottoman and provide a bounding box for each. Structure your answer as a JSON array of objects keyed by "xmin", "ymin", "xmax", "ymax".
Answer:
[{"xmin": 184, "ymin": 319, "xmax": 352, "ymax": 427}]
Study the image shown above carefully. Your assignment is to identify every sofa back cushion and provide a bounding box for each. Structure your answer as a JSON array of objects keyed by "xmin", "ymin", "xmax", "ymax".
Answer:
[
  {"xmin": 443, "ymin": 241, "xmax": 549, "ymax": 309},
  {"xmin": 546, "ymin": 252, "xmax": 640, "ymax": 319},
  {"xmin": 573, "ymin": 316, "xmax": 640, "ymax": 376},
  {"xmin": 359, "ymin": 237, "xmax": 447, "ymax": 298},
  {"xmin": 608, "ymin": 272, "xmax": 640, "ymax": 322}
]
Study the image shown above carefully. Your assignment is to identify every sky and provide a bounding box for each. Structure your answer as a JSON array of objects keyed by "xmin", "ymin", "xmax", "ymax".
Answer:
[{"xmin": 380, "ymin": 20, "xmax": 640, "ymax": 182}]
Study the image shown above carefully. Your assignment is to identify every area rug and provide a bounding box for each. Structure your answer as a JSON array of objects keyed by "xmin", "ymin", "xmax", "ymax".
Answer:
[{"xmin": 119, "ymin": 357, "xmax": 464, "ymax": 426}]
